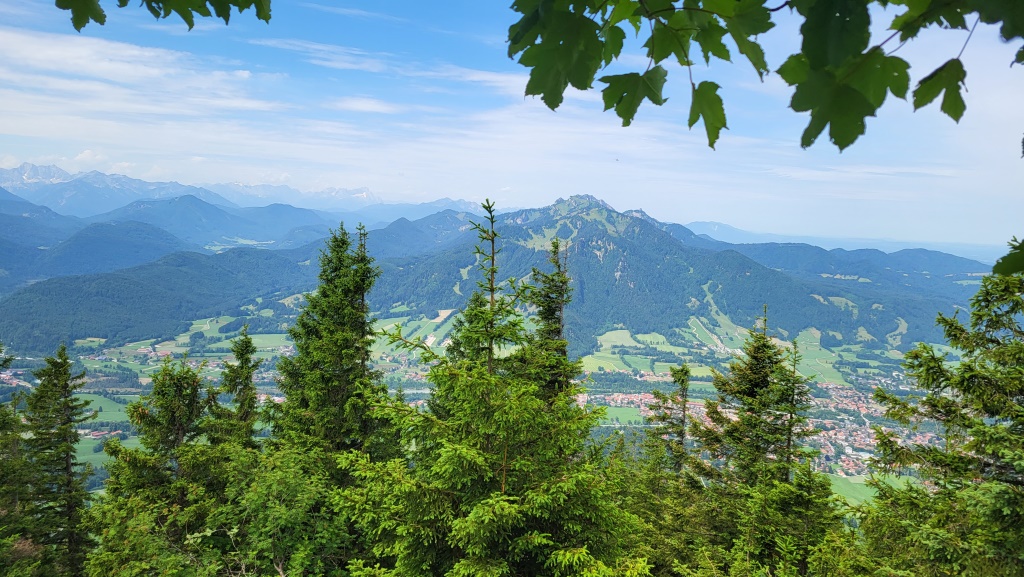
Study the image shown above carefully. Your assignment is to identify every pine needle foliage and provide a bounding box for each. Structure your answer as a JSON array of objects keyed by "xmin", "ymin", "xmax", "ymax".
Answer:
[
  {"xmin": 690, "ymin": 316, "xmax": 815, "ymax": 485},
  {"xmin": 275, "ymin": 224, "xmax": 390, "ymax": 455},
  {"xmin": 206, "ymin": 325, "xmax": 261, "ymax": 448},
  {"xmin": 636, "ymin": 316, "xmax": 838, "ymax": 575},
  {"xmin": 22, "ymin": 344, "xmax": 93, "ymax": 577},
  {"xmin": 346, "ymin": 201, "xmax": 650, "ymax": 577},
  {"xmin": 0, "ymin": 342, "xmax": 41, "ymax": 576},
  {"xmin": 85, "ymin": 358, "xmax": 221, "ymax": 576},
  {"xmin": 863, "ymin": 272, "xmax": 1024, "ymax": 575}
]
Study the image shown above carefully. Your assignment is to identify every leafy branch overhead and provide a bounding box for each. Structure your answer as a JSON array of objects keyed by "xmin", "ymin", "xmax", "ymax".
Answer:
[
  {"xmin": 56, "ymin": 0, "xmax": 270, "ymax": 31},
  {"xmin": 507, "ymin": 0, "xmax": 1024, "ymax": 150}
]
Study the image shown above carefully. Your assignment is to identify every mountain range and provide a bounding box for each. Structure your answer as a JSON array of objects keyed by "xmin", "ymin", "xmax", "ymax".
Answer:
[
  {"xmin": 0, "ymin": 163, "xmax": 483, "ymax": 219},
  {"xmin": 685, "ymin": 221, "xmax": 1005, "ymax": 264},
  {"xmin": 0, "ymin": 190, "xmax": 988, "ymax": 359}
]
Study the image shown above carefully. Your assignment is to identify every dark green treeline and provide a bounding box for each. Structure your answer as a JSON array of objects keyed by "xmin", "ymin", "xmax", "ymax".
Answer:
[{"xmin": 2, "ymin": 203, "xmax": 1024, "ymax": 576}]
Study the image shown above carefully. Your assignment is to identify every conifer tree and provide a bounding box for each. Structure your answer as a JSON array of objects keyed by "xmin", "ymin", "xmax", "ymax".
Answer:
[
  {"xmin": 690, "ymin": 317, "xmax": 813, "ymax": 484},
  {"xmin": 647, "ymin": 364, "xmax": 692, "ymax": 473},
  {"xmin": 650, "ymin": 318, "xmax": 837, "ymax": 575},
  {"xmin": 344, "ymin": 201, "xmax": 650, "ymax": 577},
  {"xmin": 0, "ymin": 343, "xmax": 43, "ymax": 576},
  {"xmin": 443, "ymin": 203, "xmax": 524, "ymax": 370},
  {"xmin": 245, "ymin": 224, "xmax": 396, "ymax": 574},
  {"xmin": 207, "ymin": 325, "xmax": 261, "ymax": 448},
  {"xmin": 275, "ymin": 224, "xmax": 389, "ymax": 455},
  {"xmin": 23, "ymin": 344, "xmax": 93, "ymax": 577},
  {"xmin": 86, "ymin": 358, "xmax": 219, "ymax": 576},
  {"xmin": 520, "ymin": 238, "xmax": 580, "ymax": 401},
  {"xmin": 862, "ymin": 272, "xmax": 1024, "ymax": 575}
]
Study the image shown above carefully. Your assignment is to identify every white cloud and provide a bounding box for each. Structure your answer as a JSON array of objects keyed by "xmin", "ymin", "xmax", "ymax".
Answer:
[
  {"xmin": 413, "ymin": 65, "xmax": 528, "ymax": 97},
  {"xmin": 251, "ymin": 38, "xmax": 389, "ymax": 72},
  {"xmin": 253, "ymin": 37, "xmax": 529, "ymax": 98},
  {"xmin": 0, "ymin": 27, "xmax": 282, "ymax": 119},
  {"xmin": 73, "ymin": 149, "xmax": 106, "ymax": 163},
  {"xmin": 300, "ymin": 3, "xmax": 406, "ymax": 22},
  {"xmin": 328, "ymin": 97, "xmax": 406, "ymax": 114}
]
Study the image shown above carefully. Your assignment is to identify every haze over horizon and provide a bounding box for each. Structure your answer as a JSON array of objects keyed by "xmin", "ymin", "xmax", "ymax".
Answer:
[{"xmin": 0, "ymin": 1, "xmax": 1021, "ymax": 246}]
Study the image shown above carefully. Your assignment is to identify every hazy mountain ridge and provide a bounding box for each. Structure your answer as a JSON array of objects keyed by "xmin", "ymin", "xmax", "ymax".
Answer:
[
  {"xmin": 34, "ymin": 221, "xmax": 197, "ymax": 277},
  {"xmin": 0, "ymin": 194, "xmax": 985, "ymax": 357},
  {"xmin": 687, "ymin": 220, "xmax": 1005, "ymax": 264},
  {"xmin": 0, "ymin": 186, "xmax": 85, "ymax": 248},
  {"xmin": 203, "ymin": 182, "xmax": 382, "ymax": 210},
  {"xmin": 2, "ymin": 168, "xmax": 236, "ymax": 217}
]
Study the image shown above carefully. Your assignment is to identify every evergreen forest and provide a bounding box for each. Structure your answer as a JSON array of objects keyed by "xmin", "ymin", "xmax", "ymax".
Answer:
[{"xmin": 2, "ymin": 202, "xmax": 1024, "ymax": 577}]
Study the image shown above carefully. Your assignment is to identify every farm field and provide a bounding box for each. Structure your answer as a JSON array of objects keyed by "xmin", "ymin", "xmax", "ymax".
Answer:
[
  {"xmin": 828, "ymin": 474, "xmax": 915, "ymax": 505},
  {"xmin": 76, "ymin": 436, "xmax": 142, "ymax": 470},
  {"xmin": 601, "ymin": 406, "xmax": 643, "ymax": 425},
  {"xmin": 828, "ymin": 475, "xmax": 876, "ymax": 504},
  {"xmin": 77, "ymin": 394, "xmax": 130, "ymax": 422},
  {"xmin": 69, "ymin": 303, "xmax": 908, "ymax": 402}
]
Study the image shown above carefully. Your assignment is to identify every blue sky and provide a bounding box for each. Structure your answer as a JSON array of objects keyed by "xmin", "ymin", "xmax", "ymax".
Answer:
[{"xmin": 0, "ymin": 1, "xmax": 1020, "ymax": 246}]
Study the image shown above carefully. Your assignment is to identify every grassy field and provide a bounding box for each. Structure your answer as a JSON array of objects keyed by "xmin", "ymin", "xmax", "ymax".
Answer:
[
  {"xmin": 828, "ymin": 474, "xmax": 915, "ymax": 504},
  {"xmin": 581, "ymin": 352, "xmax": 631, "ymax": 372},
  {"xmin": 76, "ymin": 436, "xmax": 142, "ymax": 470},
  {"xmin": 186, "ymin": 316, "xmax": 236, "ymax": 338},
  {"xmin": 597, "ymin": 330, "xmax": 641, "ymax": 348},
  {"xmin": 248, "ymin": 333, "xmax": 292, "ymax": 349},
  {"xmin": 601, "ymin": 406, "xmax": 643, "ymax": 425},
  {"xmin": 793, "ymin": 328, "xmax": 848, "ymax": 385},
  {"xmin": 828, "ymin": 475, "xmax": 876, "ymax": 504},
  {"xmin": 77, "ymin": 394, "xmax": 130, "ymax": 422},
  {"xmin": 687, "ymin": 318, "xmax": 720, "ymax": 348},
  {"xmin": 74, "ymin": 337, "xmax": 106, "ymax": 349}
]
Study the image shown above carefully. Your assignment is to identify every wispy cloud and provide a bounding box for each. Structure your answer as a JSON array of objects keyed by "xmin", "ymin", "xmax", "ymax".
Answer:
[
  {"xmin": 0, "ymin": 11, "xmax": 1021, "ymax": 246},
  {"xmin": 253, "ymin": 36, "xmax": 532, "ymax": 100},
  {"xmin": 251, "ymin": 38, "xmax": 389, "ymax": 72},
  {"xmin": 0, "ymin": 27, "xmax": 281, "ymax": 116},
  {"xmin": 327, "ymin": 97, "xmax": 407, "ymax": 114},
  {"xmin": 300, "ymin": 3, "xmax": 407, "ymax": 22},
  {"xmin": 410, "ymin": 65, "xmax": 528, "ymax": 97}
]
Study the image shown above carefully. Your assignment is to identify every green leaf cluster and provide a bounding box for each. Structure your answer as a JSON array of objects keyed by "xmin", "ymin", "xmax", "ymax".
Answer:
[
  {"xmin": 507, "ymin": 0, "xmax": 1024, "ymax": 150},
  {"xmin": 56, "ymin": 0, "xmax": 270, "ymax": 31}
]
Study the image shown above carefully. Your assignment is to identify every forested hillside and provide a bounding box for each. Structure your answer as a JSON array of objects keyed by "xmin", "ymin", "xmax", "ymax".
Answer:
[{"xmin": 0, "ymin": 249, "xmax": 316, "ymax": 351}]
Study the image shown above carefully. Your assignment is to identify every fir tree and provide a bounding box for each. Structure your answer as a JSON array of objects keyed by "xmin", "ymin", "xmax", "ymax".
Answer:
[
  {"xmin": 206, "ymin": 326, "xmax": 261, "ymax": 448},
  {"xmin": 0, "ymin": 342, "xmax": 44, "ymax": 576},
  {"xmin": 251, "ymin": 224, "xmax": 396, "ymax": 574},
  {"xmin": 863, "ymin": 272, "xmax": 1024, "ymax": 575},
  {"xmin": 275, "ymin": 224, "xmax": 389, "ymax": 455},
  {"xmin": 649, "ymin": 317, "xmax": 837, "ymax": 575},
  {"xmin": 23, "ymin": 344, "xmax": 93, "ymax": 577},
  {"xmin": 647, "ymin": 364, "xmax": 692, "ymax": 473},
  {"xmin": 442, "ymin": 202, "xmax": 524, "ymax": 374},
  {"xmin": 520, "ymin": 238, "xmax": 580, "ymax": 401},
  {"xmin": 86, "ymin": 358, "xmax": 219, "ymax": 576},
  {"xmin": 344, "ymin": 201, "xmax": 650, "ymax": 577},
  {"xmin": 690, "ymin": 315, "xmax": 813, "ymax": 484}
]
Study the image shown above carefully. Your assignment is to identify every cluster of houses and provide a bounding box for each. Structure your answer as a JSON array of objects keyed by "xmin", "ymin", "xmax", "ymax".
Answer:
[
  {"xmin": 0, "ymin": 369, "xmax": 30, "ymax": 387},
  {"xmin": 77, "ymin": 429, "xmax": 125, "ymax": 440},
  {"xmin": 573, "ymin": 380, "xmax": 937, "ymax": 478}
]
